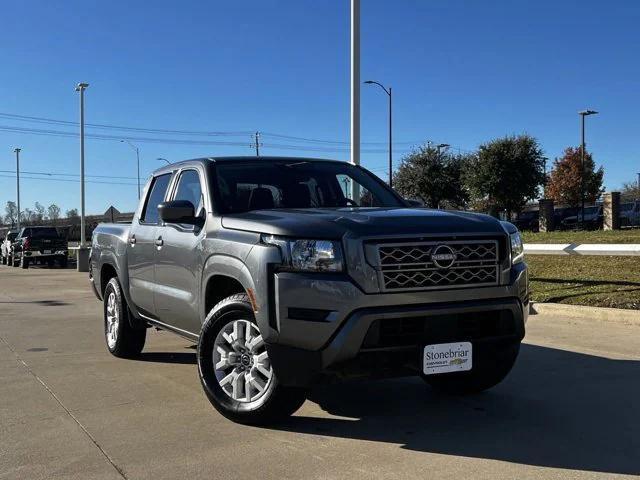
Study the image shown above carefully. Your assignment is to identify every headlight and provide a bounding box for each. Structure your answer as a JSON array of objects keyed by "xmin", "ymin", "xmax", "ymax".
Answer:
[
  {"xmin": 510, "ymin": 231, "xmax": 524, "ymax": 264},
  {"xmin": 262, "ymin": 235, "xmax": 343, "ymax": 272}
]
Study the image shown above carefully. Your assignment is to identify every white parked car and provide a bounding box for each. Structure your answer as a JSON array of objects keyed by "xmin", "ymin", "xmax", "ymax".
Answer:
[
  {"xmin": 1, "ymin": 230, "xmax": 18, "ymax": 265},
  {"xmin": 620, "ymin": 200, "xmax": 640, "ymax": 227}
]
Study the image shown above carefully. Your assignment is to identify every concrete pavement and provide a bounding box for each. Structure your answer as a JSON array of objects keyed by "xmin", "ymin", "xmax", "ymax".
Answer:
[{"xmin": 0, "ymin": 265, "xmax": 638, "ymax": 479}]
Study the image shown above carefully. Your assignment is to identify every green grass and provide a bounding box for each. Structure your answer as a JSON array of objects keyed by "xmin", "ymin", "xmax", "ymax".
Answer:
[
  {"xmin": 527, "ymin": 255, "xmax": 640, "ymax": 310},
  {"xmin": 522, "ymin": 229, "xmax": 640, "ymax": 244}
]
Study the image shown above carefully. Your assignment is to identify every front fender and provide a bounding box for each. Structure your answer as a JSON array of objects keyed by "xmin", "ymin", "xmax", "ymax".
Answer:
[{"xmin": 201, "ymin": 253, "xmax": 257, "ymax": 321}]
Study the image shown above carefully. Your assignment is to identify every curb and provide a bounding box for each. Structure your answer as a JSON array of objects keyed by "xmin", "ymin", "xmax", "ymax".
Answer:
[{"xmin": 530, "ymin": 302, "xmax": 640, "ymax": 327}]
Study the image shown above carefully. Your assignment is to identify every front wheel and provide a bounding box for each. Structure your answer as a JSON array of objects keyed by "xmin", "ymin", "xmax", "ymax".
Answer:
[
  {"xmin": 103, "ymin": 277, "xmax": 146, "ymax": 358},
  {"xmin": 20, "ymin": 256, "xmax": 29, "ymax": 269},
  {"xmin": 198, "ymin": 293, "xmax": 306, "ymax": 425},
  {"xmin": 423, "ymin": 341, "xmax": 520, "ymax": 395}
]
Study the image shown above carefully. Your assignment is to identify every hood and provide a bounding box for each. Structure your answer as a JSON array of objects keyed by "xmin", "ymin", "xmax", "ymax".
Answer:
[{"xmin": 221, "ymin": 207, "xmax": 506, "ymax": 239}]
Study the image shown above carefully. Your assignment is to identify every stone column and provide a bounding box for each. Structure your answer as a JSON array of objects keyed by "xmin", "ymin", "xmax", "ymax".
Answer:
[
  {"xmin": 538, "ymin": 199, "xmax": 555, "ymax": 232},
  {"xmin": 603, "ymin": 192, "xmax": 621, "ymax": 230}
]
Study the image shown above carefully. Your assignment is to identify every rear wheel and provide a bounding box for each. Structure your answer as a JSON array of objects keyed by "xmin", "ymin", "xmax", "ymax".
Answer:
[
  {"xmin": 422, "ymin": 341, "xmax": 520, "ymax": 395},
  {"xmin": 59, "ymin": 256, "xmax": 68, "ymax": 268},
  {"xmin": 20, "ymin": 256, "xmax": 29, "ymax": 269},
  {"xmin": 198, "ymin": 293, "xmax": 306, "ymax": 425},
  {"xmin": 103, "ymin": 277, "xmax": 146, "ymax": 358}
]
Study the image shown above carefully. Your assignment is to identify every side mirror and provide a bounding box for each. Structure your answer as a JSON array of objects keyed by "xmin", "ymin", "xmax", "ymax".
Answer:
[
  {"xmin": 158, "ymin": 200, "xmax": 197, "ymax": 225},
  {"xmin": 405, "ymin": 198, "xmax": 424, "ymax": 207}
]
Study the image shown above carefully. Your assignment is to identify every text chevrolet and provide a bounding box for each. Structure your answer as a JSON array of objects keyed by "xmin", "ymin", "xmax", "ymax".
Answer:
[{"xmin": 90, "ymin": 157, "xmax": 528, "ymax": 424}]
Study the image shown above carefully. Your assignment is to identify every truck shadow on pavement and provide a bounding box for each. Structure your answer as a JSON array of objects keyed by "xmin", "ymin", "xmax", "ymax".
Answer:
[{"xmin": 274, "ymin": 344, "xmax": 639, "ymax": 476}]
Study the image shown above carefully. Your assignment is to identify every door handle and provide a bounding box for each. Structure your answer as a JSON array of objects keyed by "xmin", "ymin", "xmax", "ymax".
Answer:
[
  {"xmin": 155, "ymin": 237, "xmax": 164, "ymax": 247},
  {"xmin": 129, "ymin": 235, "xmax": 136, "ymax": 245}
]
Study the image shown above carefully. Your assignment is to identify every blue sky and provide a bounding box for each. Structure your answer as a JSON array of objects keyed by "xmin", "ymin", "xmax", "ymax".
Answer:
[{"xmin": 1, "ymin": 0, "xmax": 639, "ymax": 215}]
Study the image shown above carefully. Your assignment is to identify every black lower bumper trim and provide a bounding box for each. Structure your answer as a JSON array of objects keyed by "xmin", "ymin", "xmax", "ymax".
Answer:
[{"xmin": 269, "ymin": 297, "xmax": 526, "ymax": 387}]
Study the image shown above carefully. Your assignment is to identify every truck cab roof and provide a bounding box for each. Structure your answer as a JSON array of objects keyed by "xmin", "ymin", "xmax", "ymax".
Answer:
[{"xmin": 150, "ymin": 156, "xmax": 346, "ymax": 177}]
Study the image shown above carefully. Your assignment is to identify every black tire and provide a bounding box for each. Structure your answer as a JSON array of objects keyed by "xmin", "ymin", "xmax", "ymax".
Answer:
[
  {"xmin": 1, "ymin": 255, "xmax": 6, "ymax": 265},
  {"xmin": 20, "ymin": 256, "xmax": 29, "ymax": 269},
  {"xmin": 198, "ymin": 293, "xmax": 306, "ymax": 425},
  {"xmin": 103, "ymin": 277, "xmax": 146, "ymax": 358},
  {"xmin": 59, "ymin": 256, "xmax": 68, "ymax": 268},
  {"xmin": 47, "ymin": 258, "xmax": 55, "ymax": 268},
  {"xmin": 423, "ymin": 340, "xmax": 520, "ymax": 395}
]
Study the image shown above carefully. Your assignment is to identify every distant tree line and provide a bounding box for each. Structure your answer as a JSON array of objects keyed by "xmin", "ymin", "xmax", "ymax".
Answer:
[
  {"xmin": 1, "ymin": 201, "xmax": 79, "ymax": 228},
  {"xmin": 393, "ymin": 134, "xmax": 610, "ymax": 216}
]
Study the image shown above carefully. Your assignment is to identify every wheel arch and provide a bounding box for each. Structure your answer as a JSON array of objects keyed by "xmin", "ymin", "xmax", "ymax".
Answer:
[{"xmin": 201, "ymin": 254, "xmax": 259, "ymax": 326}]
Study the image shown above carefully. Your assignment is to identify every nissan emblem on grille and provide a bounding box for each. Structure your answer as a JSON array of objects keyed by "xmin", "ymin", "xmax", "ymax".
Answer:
[
  {"xmin": 376, "ymin": 239, "xmax": 500, "ymax": 292},
  {"xmin": 430, "ymin": 245, "xmax": 457, "ymax": 269}
]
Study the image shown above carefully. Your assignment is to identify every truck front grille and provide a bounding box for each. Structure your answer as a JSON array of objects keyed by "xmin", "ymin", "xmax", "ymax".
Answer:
[{"xmin": 376, "ymin": 240, "xmax": 499, "ymax": 292}]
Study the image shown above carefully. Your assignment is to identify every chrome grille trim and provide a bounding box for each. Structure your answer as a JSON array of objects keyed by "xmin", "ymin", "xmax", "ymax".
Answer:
[{"xmin": 376, "ymin": 240, "xmax": 499, "ymax": 292}]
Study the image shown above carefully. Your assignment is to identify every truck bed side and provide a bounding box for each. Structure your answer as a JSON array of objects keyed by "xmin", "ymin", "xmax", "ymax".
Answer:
[{"xmin": 90, "ymin": 223, "xmax": 131, "ymax": 301}]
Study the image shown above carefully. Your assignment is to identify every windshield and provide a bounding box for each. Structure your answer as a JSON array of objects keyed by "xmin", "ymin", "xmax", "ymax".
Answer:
[
  {"xmin": 8, "ymin": 233, "xmax": 17, "ymax": 241},
  {"xmin": 214, "ymin": 160, "xmax": 403, "ymax": 214},
  {"xmin": 22, "ymin": 227, "xmax": 61, "ymax": 239}
]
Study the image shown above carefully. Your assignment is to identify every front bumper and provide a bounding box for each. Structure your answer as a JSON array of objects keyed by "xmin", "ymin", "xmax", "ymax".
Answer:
[{"xmin": 265, "ymin": 262, "xmax": 528, "ymax": 386}]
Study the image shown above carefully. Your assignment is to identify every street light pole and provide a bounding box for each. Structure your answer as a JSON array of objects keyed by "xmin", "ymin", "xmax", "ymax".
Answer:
[
  {"xmin": 14, "ymin": 148, "xmax": 21, "ymax": 230},
  {"xmin": 364, "ymin": 80, "xmax": 392, "ymax": 187},
  {"xmin": 351, "ymin": 0, "xmax": 360, "ymax": 171},
  {"xmin": 578, "ymin": 109, "xmax": 598, "ymax": 230},
  {"xmin": 157, "ymin": 157, "xmax": 170, "ymax": 165},
  {"xmin": 121, "ymin": 140, "xmax": 140, "ymax": 199},
  {"xmin": 75, "ymin": 83, "xmax": 89, "ymax": 249}
]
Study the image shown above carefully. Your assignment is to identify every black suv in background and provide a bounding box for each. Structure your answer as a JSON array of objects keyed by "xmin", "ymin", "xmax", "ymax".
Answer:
[{"xmin": 11, "ymin": 226, "xmax": 68, "ymax": 269}]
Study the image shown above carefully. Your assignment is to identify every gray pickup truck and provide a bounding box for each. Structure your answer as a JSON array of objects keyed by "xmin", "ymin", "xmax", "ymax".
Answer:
[{"xmin": 90, "ymin": 156, "xmax": 528, "ymax": 424}]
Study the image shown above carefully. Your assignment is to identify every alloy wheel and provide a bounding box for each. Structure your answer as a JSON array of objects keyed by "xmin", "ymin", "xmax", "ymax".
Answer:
[
  {"xmin": 105, "ymin": 292, "xmax": 119, "ymax": 349},
  {"xmin": 213, "ymin": 319, "xmax": 273, "ymax": 403}
]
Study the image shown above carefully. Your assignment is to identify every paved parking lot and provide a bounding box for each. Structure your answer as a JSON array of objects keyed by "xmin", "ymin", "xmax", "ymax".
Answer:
[{"xmin": 1, "ymin": 265, "xmax": 638, "ymax": 479}]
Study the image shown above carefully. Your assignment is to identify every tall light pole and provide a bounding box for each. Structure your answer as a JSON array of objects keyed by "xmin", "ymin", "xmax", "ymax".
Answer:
[
  {"xmin": 157, "ymin": 157, "xmax": 170, "ymax": 165},
  {"xmin": 75, "ymin": 83, "xmax": 89, "ymax": 253},
  {"xmin": 364, "ymin": 80, "xmax": 392, "ymax": 187},
  {"xmin": 350, "ymin": 0, "xmax": 360, "ymax": 201},
  {"xmin": 579, "ymin": 109, "xmax": 598, "ymax": 230},
  {"xmin": 14, "ymin": 148, "xmax": 21, "ymax": 230},
  {"xmin": 121, "ymin": 140, "xmax": 141, "ymax": 199},
  {"xmin": 542, "ymin": 156, "xmax": 548, "ymax": 195}
]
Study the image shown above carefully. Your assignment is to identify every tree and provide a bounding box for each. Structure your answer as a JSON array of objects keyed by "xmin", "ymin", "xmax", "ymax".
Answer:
[
  {"xmin": 4, "ymin": 201, "xmax": 18, "ymax": 227},
  {"xmin": 48, "ymin": 204, "xmax": 61, "ymax": 224},
  {"xmin": 393, "ymin": 145, "xmax": 470, "ymax": 209},
  {"xmin": 66, "ymin": 208, "xmax": 80, "ymax": 225},
  {"xmin": 621, "ymin": 180, "xmax": 640, "ymax": 202},
  {"xmin": 463, "ymin": 134, "xmax": 545, "ymax": 215},
  {"xmin": 21, "ymin": 208, "xmax": 36, "ymax": 225},
  {"xmin": 34, "ymin": 202, "xmax": 46, "ymax": 223},
  {"xmin": 546, "ymin": 147, "xmax": 604, "ymax": 208}
]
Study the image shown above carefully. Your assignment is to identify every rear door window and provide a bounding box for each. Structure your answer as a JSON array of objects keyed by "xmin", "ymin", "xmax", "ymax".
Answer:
[{"xmin": 141, "ymin": 174, "xmax": 172, "ymax": 224}]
